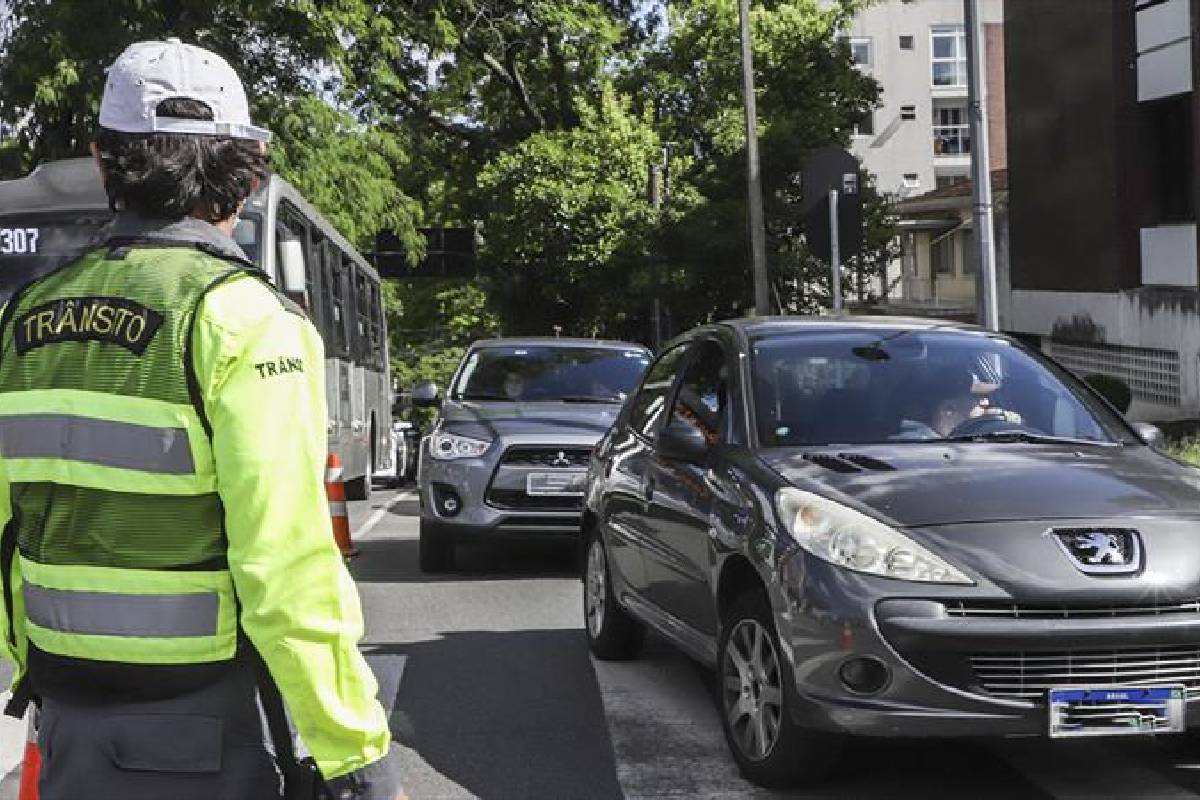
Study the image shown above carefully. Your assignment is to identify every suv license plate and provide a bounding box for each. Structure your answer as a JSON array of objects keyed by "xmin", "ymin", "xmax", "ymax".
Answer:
[
  {"xmin": 1048, "ymin": 686, "xmax": 1186, "ymax": 738},
  {"xmin": 527, "ymin": 472, "xmax": 587, "ymax": 496}
]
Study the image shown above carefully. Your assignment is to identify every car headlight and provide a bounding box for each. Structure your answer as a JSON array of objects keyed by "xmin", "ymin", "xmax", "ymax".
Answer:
[
  {"xmin": 774, "ymin": 488, "xmax": 972, "ymax": 584},
  {"xmin": 429, "ymin": 430, "xmax": 492, "ymax": 460}
]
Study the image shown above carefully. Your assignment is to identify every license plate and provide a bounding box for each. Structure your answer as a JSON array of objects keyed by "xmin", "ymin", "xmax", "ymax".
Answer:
[
  {"xmin": 526, "ymin": 471, "xmax": 587, "ymax": 496},
  {"xmin": 1048, "ymin": 686, "xmax": 1186, "ymax": 738}
]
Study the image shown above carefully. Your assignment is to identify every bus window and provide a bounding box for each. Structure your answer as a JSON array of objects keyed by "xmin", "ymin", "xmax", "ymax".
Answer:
[{"xmin": 306, "ymin": 228, "xmax": 326, "ymax": 333}]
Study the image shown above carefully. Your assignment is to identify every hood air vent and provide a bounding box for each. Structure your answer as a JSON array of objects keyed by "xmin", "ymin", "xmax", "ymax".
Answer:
[{"xmin": 803, "ymin": 453, "xmax": 896, "ymax": 474}]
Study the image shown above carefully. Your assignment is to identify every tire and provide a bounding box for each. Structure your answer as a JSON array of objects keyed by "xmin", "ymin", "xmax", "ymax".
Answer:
[
  {"xmin": 419, "ymin": 519, "xmax": 456, "ymax": 573},
  {"xmin": 582, "ymin": 531, "xmax": 644, "ymax": 660},
  {"xmin": 717, "ymin": 590, "xmax": 838, "ymax": 788},
  {"xmin": 346, "ymin": 431, "xmax": 375, "ymax": 501}
]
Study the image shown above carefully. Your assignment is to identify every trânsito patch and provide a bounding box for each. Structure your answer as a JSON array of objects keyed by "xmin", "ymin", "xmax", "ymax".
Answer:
[{"xmin": 15, "ymin": 296, "xmax": 164, "ymax": 356}]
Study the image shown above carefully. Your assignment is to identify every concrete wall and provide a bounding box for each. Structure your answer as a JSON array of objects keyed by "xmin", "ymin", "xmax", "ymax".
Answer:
[
  {"xmin": 1009, "ymin": 288, "xmax": 1200, "ymax": 420},
  {"xmin": 845, "ymin": 0, "xmax": 1004, "ymax": 198}
]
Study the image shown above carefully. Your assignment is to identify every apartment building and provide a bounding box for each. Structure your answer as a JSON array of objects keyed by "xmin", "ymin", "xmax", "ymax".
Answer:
[
  {"xmin": 1004, "ymin": 0, "xmax": 1200, "ymax": 420},
  {"xmin": 842, "ymin": 0, "xmax": 1005, "ymax": 198}
]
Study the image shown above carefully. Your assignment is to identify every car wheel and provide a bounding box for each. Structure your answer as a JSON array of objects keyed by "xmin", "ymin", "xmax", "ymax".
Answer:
[
  {"xmin": 345, "ymin": 474, "xmax": 372, "ymax": 501},
  {"xmin": 583, "ymin": 531, "xmax": 644, "ymax": 660},
  {"xmin": 419, "ymin": 520, "xmax": 455, "ymax": 573},
  {"xmin": 718, "ymin": 590, "xmax": 836, "ymax": 788}
]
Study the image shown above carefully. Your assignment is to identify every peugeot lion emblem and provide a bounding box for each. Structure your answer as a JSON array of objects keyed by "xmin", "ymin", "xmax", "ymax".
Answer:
[
  {"xmin": 552, "ymin": 451, "xmax": 571, "ymax": 468},
  {"xmin": 1052, "ymin": 528, "xmax": 1142, "ymax": 575}
]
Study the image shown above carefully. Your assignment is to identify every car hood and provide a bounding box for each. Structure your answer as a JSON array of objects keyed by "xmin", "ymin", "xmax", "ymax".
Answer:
[
  {"xmin": 439, "ymin": 400, "xmax": 620, "ymax": 440},
  {"xmin": 761, "ymin": 443, "xmax": 1200, "ymax": 527}
]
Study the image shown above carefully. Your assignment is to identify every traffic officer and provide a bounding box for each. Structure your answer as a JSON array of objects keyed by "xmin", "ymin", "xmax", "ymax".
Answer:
[{"xmin": 0, "ymin": 40, "xmax": 403, "ymax": 799}]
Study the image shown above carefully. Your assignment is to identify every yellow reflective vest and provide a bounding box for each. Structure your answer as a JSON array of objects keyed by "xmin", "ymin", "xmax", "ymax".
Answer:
[{"xmin": 0, "ymin": 241, "xmax": 390, "ymax": 780}]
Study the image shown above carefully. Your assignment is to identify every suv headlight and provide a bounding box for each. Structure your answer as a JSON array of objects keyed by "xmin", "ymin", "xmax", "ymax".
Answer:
[
  {"xmin": 775, "ymin": 488, "xmax": 972, "ymax": 584},
  {"xmin": 429, "ymin": 431, "xmax": 492, "ymax": 460}
]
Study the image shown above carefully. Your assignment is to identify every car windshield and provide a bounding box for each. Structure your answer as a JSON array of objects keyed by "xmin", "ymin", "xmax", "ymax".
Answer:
[
  {"xmin": 453, "ymin": 345, "xmax": 650, "ymax": 403},
  {"xmin": 751, "ymin": 330, "xmax": 1135, "ymax": 447}
]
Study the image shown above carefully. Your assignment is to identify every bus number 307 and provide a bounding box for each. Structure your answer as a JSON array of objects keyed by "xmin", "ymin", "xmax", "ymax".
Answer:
[{"xmin": 0, "ymin": 228, "xmax": 39, "ymax": 255}]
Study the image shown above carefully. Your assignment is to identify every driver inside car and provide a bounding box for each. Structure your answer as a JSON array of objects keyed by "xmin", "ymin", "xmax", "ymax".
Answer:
[{"xmin": 893, "ymin": 365, "xmax": 1021, "ymax": 440}]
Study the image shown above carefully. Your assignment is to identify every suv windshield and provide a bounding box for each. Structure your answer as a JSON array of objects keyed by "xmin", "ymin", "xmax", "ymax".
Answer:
[
  {"xmin": 752, "ymin": 330, "xmax": 1134, "ymax": 447},
  {"xmin": 453, "ymin": 345, "xmax": 650, "ymax": 403}
]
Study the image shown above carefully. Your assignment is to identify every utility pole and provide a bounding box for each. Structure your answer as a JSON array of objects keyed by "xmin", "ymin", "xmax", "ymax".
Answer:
[
  {"xmin": 829, "ymin": 190, "xmax": 842, "ymax": 312},
  {"xmin": 738, "ymin": 0, "xmax": 770, "ymax": 316},
  {"xmin": 964, "ymin": 0, "xmax": 999, "ymax": 330},
  {"xmin": 649, "ymin": 162, "xmax": 663, "ymax": 350}
]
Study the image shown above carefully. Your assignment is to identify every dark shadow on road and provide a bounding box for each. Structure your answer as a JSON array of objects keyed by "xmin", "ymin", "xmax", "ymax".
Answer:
[
  {"xmin": 385, "ymin": 496, "xmax": 422, "ymax": 517},
  {"xmin": 350, "ymin": 536, "xmax": 578, "ymax": 584},
  {"xmin": 364, "ymin": 631, "xmax": 622, "ymax": 800}
]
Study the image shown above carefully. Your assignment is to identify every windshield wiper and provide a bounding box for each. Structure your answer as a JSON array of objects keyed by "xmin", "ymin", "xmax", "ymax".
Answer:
[
  {"xmin": 458, "ymin": 392, "xmax": 512, "ymax": 402},
  {"xmin": 944, "ymin": 430, "xmax": 1116, "ymax": 447},
  {"xmin": 558, "ymin": 394, "xmax": 623, "ymax": 404}
]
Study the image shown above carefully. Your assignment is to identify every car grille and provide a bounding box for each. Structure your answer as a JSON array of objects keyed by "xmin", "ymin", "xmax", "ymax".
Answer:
[
  {"xmin": 486, "ymin": 489, "xmax": 583, "ymax": 511},
  {"xmin": 971, "ymin": 645, "xmax": 1200, "ymax": 701},
  {"xmin": 501, "ymin": 447, "xmax": 592, "ymax": 468},
  {"xmin": 946, "ymin": 599, "xmax": 1200, "ymax": 620}
]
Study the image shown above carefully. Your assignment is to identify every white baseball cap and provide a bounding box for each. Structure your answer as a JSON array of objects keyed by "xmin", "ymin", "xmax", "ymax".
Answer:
[{"xmin": 99, "ymin": 38, "xmax": 271, "ymax": 143}]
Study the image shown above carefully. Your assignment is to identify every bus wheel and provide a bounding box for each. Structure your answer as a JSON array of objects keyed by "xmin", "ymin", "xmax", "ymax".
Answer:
[{"xmin": 346, "ymin": 426, "xmax": 375, "ymax": 501}]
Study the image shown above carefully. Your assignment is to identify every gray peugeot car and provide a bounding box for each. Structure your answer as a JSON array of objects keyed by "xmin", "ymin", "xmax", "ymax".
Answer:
[
  {"xmin": 415, "ymin": 337, "xmax": 651, "ymax": 572},
  {"xmin": 582, "ymin": 316, "xmax": 1200, "ymax": 787}
]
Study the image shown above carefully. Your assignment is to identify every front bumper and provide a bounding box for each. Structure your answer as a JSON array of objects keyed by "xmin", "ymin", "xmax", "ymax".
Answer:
[
  {"xmin": 774, "ymin": 554, "xmax": 1200, "ymax": 738},
  {"xmin": 418, "ymin": 438, "xmax": 593, "ymax": 538}
]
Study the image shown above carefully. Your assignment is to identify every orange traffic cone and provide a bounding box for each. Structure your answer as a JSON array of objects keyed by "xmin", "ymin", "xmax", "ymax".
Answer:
[
  {"xmin": 326, "ymin": 454, "xmax": 357, "ymax": 558},
  {"xmin": 18, "ymin": 709, "xmax": 40, "ymax": 800}
]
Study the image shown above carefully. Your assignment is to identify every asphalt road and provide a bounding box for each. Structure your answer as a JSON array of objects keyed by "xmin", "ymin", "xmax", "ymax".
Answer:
[{"xmin": 7, "ymin": 485, "xmax": 1200, "ymax": 798}]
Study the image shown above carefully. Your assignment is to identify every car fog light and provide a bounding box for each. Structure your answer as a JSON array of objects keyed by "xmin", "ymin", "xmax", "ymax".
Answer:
[
  {"xmin": 431, "ymin": 483, "xmax": 462, "ymax": 517},
  {"xmin": 838, "ymin": 656, "xmax": 890, "ymax": 695}
]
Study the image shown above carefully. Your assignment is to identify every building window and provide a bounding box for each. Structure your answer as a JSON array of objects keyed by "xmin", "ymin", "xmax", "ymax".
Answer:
[
  {"xmin": 932, "ymin": 235, "xmax": 954, "ymax": 275},
  {"xmin": 933, "ymin": 105, "xmax": 970, "ymax": 155},
  {"xmin": 899, "ymin": 35, "xmax": 914, "ymax": 50},
  {"xmin": 936, "ymin": 175, "xmax": 968, "ymax": 190},
  {"xmin": 903, "ymin": 173, "xmax": 920, "ymax": 190},
  {"xmin": 1148, "ymin": 95, "xmax": 1195, "ymax": 223},
  {"xmin": 959, "ymin": 229, "xmax": 976, "ymax": 275},
  {"xmin": 931, "ymin": 26, "xmax": 967, "ymax": 87},
  {"xmin": 851, "ymin": 111, "xmax": 874, "ymax": 137},
  {"xmin": 848, "ymin": 37, "xmax": 872, "ymax": 67},
  {"xmin": 900, "ymin": 105, "xmax": 917, "ymax": 121}
]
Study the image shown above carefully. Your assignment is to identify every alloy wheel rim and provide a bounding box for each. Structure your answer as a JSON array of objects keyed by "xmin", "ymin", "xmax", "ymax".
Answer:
[
  {"xmin": 585, "ymin": 539, "xmax": 607, "ymax": 638},
  {"xmin": 722, "ymin": 618, "xmax": 784, "ymax": 761}
]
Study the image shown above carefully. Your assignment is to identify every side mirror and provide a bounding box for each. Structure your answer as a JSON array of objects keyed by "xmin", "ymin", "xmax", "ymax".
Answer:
[
  {"xmin": 411, "ymin": 381, "xmax": 440, "ymax": 408},
  {"xmin": 1132, "ymin": 421, "xmax": 1165, "ymax": 449},
  {"xmin": 278, "ymin": 237, "xmax": 307, "ymax": 295},
  {"xmin": 658, "ymin": 419, "xmax": 710, "ymax": 463}
]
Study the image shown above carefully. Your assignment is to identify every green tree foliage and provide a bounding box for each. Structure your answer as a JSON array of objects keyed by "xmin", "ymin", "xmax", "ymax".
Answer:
[
  {"xmin": 0, "ymin": 0, "xmax": 419, "ymax": 253},
  {"xmin": 475, "ymin": 90, "xmax": 660, "ymax": 337},
  {"xmin": 636, "ymin": 0, "xmax": 895, "ymax": 325}
]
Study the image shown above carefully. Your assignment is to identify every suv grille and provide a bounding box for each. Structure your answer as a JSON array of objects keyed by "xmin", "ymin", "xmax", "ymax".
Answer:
[
  {"xmin": 486, "ymin": 489, "xmax": 583, "ymax": 511},
  {"xmin": 501, "ymin": 447, "xmax": 592, "ymax": 468},
  {"xmin": 971, "ymin": 645, "xmax": 1200, "ymax": 701},
  {"xmin": 946, "ymin": 599, "xmax": 1200, "ymax": 620}
]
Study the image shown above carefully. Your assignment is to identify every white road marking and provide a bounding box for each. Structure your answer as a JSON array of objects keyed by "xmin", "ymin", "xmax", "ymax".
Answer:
[{"xmin": 354, "ymin": 490, "xmax": 416, "ymax": 541}]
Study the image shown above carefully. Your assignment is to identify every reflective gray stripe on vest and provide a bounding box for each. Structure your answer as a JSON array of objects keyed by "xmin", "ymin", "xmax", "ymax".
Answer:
[
  {"xmin": 23, "ymin": 583, "xmax": 219, "ymax": 638},
  {"xmin": 0, "ymin": 414, "xmax": 194, "ymax": 474}
]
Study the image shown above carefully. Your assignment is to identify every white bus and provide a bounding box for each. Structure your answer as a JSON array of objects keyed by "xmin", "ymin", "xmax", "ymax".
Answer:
[{"xmin": 0, "ymin": 158, "xmax": 393, "ymax": 498}]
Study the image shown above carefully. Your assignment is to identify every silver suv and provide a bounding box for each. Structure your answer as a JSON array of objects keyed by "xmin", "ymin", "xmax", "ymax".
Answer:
[{"xmin": 415, "ymin": 338, "xmax": 651, "ymax": 572}]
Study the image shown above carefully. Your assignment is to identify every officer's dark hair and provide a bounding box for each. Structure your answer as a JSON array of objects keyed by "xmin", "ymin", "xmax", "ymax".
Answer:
[{"xmin": 93, "ymin": 97, "xmax": 268, "ymax": 222}]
